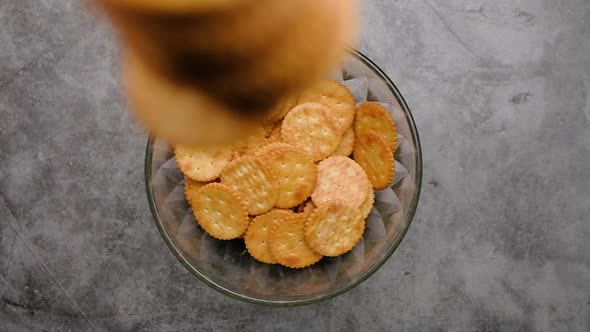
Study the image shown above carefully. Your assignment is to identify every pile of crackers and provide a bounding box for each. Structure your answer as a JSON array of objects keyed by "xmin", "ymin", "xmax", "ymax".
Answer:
[{"xmin": 176, "ymin": 80, "xmax": 398, "ymax": 268}]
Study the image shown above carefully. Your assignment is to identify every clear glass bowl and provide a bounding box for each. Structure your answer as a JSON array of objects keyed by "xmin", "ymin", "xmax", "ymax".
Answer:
[{"xmin": 144, "ymin": 49, "xmax": 422, "ymax": 306}]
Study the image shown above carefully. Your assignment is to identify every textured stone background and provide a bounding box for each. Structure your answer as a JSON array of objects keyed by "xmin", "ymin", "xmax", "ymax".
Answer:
[{"xmin": 1, "ymin": 0, "xmax": 589, "ymax": 331}]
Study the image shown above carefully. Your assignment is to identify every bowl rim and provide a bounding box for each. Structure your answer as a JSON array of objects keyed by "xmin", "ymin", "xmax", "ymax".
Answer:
[{"xmin": 144, "ymin": 48, "xmax": 423, "ymax": 306}]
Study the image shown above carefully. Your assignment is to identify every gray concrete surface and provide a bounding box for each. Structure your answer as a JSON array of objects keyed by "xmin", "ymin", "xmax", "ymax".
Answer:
[{"xmin": 1, "ymin": 0, "xmax": 589, "ymax": 330}]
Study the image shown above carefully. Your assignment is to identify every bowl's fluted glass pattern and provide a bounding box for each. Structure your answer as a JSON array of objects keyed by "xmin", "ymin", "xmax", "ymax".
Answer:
[{"xmin": 145, "ymin": 50, "xmax": 422, "ymax": 305}]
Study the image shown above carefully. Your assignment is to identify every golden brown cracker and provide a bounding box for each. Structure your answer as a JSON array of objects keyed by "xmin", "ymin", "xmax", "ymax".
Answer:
[
  {"xmin": 254, "ymin": 142, "xmax": 293, "ymax": 157},
  {"xmin": 245, "ymin": 209, "xmax": 295, "ymax": 264},
  {"xmin": 268, "ymin": 213, "xmax": 322, "ymax": 268},
  {"xmin": 353, "ymin": 131, "xmax": 395, "ymax": 190},
  {"xmin": 359, "ymin": 187, "xmax": 375, "ymax": 221},
  {"xmin": 302, "ymin": 200, "xmax": 316, "ymax": 215},
  {"xmin": 330, "ymin": 125, "xmax": 355, "ymax": 157},
  {"xmin": 190, "ymin": 183, "xmax": 249, "ymax": 240},
  {"xmin": 354, "ymin": 102, "xmax": 398, "ymax": 151},
  {"xmin": 267, "ymin": 121, "xmax": 283, "ymax": 143},
  {"xmin": 184, "ymin": 175, "xmax": 209, "ymax": 203},
  {"xmin": 220, "ymin": 155, "xmax": 278, "ymax": 215},
  {"xmin": 280, "ymin": 102, "xmax": 340, "ymax": 161},
  {"xmin": 122, "ymin": 50, "xmax": 259, "ymax": 145},
  {"xmin": 298, "ymin": 80, "xmax": 356, "ymax": 134},
  {"xmin": 304, "ymin": 199, "xmax": 363, "ymax": 256},
  {"xmin": 175, "ymin": 144, "xmax": 233, "ymax": 181},
  {"xmin": 259, "ymin": 146, "xmax": 317, "ymax": 208},
  {"xmin": 311, "ymin": 156, "xmax": 370, "ymax": 207}
]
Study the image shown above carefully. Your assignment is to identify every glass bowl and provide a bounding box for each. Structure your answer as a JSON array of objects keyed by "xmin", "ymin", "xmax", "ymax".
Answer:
[{"xmin": 144, "ymin": 49, "xmax": 422, "ymax": 306}]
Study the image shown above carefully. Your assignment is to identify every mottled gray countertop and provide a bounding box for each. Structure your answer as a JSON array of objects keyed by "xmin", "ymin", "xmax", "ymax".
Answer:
[{"xmin": 1, "ymin": 0, "xmax": 589, "ymax": 331}]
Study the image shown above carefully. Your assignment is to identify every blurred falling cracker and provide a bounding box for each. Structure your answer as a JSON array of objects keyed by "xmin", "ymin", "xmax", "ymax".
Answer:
[
  {"xmin": 268, "ymin": 214, "xmax": 322, "ymax": 268},
  {"xmin": 97, "ymin": 0, "xmax": 358, "ymax": 121},
  {"xmin": 122, "ymin": 50, "xmax": 261, "ymax": 145},
  {"xmin": 232, "ymin": 126, "xmax": 268, "ymax": 156},
  {"xmin": 258, "ymin": 146, "xmax": 317, "ymax": 208},
  {"xmin": 298, "ymin": 80, "xmax": 357, "ymax": 135},
  {"xmin": 304, "ymin": 199, "xmax": 363, "ymax": 257},
  {"xmin": 280, "ymin": 103, "xmax": 340, "ymax": 162},
  {"xmin": 354, "ymin": 102, "xmax": 398, "ymax": 152},
  {"xmin": 311, "ymin": 156, "xmax": 370, "ymax": 208},
  {"xmin": 190, "ymin": 183, "xmax": 249, "ymax": 240},
  {"xmin": 353, "ymin": 131, "xmax": 395, "ymax": 190},
  {"xmin": 245, "ymin": 209, "xmax": 296, "ymax": 264},
  {"xmin": 175, "ymin": 144, "xmax": 233, "ymax": 182},
  {"xmin": 220, "ymin": 155, "xmax": 278, "ymax": 215},
  {"xmin": 330, "ymin": 125, "xmax": 355, "ymax": 157}
]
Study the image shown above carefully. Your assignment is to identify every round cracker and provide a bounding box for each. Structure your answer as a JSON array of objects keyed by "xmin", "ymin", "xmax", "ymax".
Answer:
[
  {"xmin": 220, "ymin": 155, "xmax": 278, "ymax": 215},
  {"xmin": 184, "ymin": 175, "xmax": 210, "ymax": 203},
  {"xmin": 280, "ymin": 102, "xmax": 340, "ymax": 161},
  {"xmin": 359, "ymin": 187, "xmax": 375, "ymax": 221},
  {"xmin": 259, "ymin": 146, "xmax": 317, "ymax": 208},
  {"xmin": 354, "ymin": 102, "xmax": 398, "ymax": 151},
  {"xmin": 311, "ymin": 156, "xmax": 370, "ymax": 207},
  {"xmin": 190, "ymin": 183, "xmax": 249, "ymax": 240},
  {"xmin": 268, "ymin": 213, "xmax": 322, "ymax": 268},
  {"xmin": 304, "ymin": 199, "xmax": 363, "ymax": 256},
  {"xmin": 175, "ymin": 144, "xmax": 233, "ymax": 181},
  {"xmin": 297, "ymin": 80, "xmax": 356, "ymax": 134},
  {"xmin": 254, "ymin": 142, "xmax": 293, "ymax": 157},
  {"xmin": 122, "ymin": 50, "xmax": 258, "ymax": 145},
  {"xmin": 330, "ymin": 125, "xmax": 355, "ymax": 157},
  {"xmin": 353, "ymin": 131, "xmax": 395, "ymax": 190},
  {"xmin": 245, "ymin": 209, "xmax": 295, "ymax": 264}
]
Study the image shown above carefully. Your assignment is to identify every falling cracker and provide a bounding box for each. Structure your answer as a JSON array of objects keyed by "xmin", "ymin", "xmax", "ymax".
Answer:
[
  {"xmin": 330, "ymin": 125, "xmax": 355, "ymax": 157},
  {"xmin": 175, "ymin": 144, "xmax": 233, "ymax": 182},
  {"xmin": 354, "ymin": 101, "xmax": 398, "ymax": 151},
  {"xmin": 245, "ymin": 209, "xmax": 296, "ymax": 264},
  {"xmin": 259, "ymin": 145, "xmax": 317, "ymax": 208},
  {"xmin": 265, "ymin": 95, "xmax": 298, "ymax": 122},
  {"xmin": 220, "ymin": 155, "xmax": 278, "ymax": 215},
  {"xmin": 353, "ymin": 130, "xmax": 395, "ymax": 190},
  {"xmin": 190, "ymin": 183, "xmax": 249, "ymax": 240},
  {"xmin": 297, "ymin": 80, "xmax": 356, "ymax": 134},
  {"xmin": 280, "ymin": 102, "xmax": 340, "ymax": 161},
  {"xmin": 232, "ymin": 126, "xmax": 268, "ymax": 156},
  {"xmin": 268, "ymin": 213, "xmax": 322, "ymax": 268},
  {"xmin": 311, "ymin": 156, "xmax": 370, "ymax": 207},
  {"xmin": 304, "ymin": 199, "xmax": 363, "ymax": 257}
]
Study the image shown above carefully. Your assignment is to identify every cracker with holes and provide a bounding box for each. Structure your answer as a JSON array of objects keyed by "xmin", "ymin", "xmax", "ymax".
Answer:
[
  {"xmin": 259, "ymin": 145, "xmax": 317, "ymax": 208},
  {"xmin": 245, "ymin": 209, "xmax": 295, "ymax": 264},
  {"xmin": 220, "ymin": 155, "xmax": 278, "ymax": 215},
  {"xmin": 354, "ymin": 102, "xmax": 398, "ymax": 151},
  {"xmin": 190, "ymin": 183, "xmax": 249, "ymax": 240},
  {"xmin": 353, "ymin": 130, "xmax": 395, "ymax": 190},
  {"xmin": 330, "ymin": 125, "xmax": 355, "ymax": 157},
  {"xmin": 175, "ymin": 144, "xmax": 234, "ymax": 181},
  {"xmin": 280, "ymin": 102, "xmax": 340, "ymax": 161},
  {"xmin": 184, "ymin": 175, "xmax": 210, "ymax": 202},
  {"xmin": 254, "ymin": 142, "xmax": 292, "ymax": 157},
  {"xmin": 311, "ymin": 156, "xmax": 370, "ymax": 207},
  {"xmin": 304, "ymin": 199, "xmax": 363, "ymax": 256},
  {"xmin": 297, "ymin": 80, "xmax": 356, "ymax": 134},
  {"xmin": 268, "ymin": 213, "xmax": 322, "ymax": 268}
]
